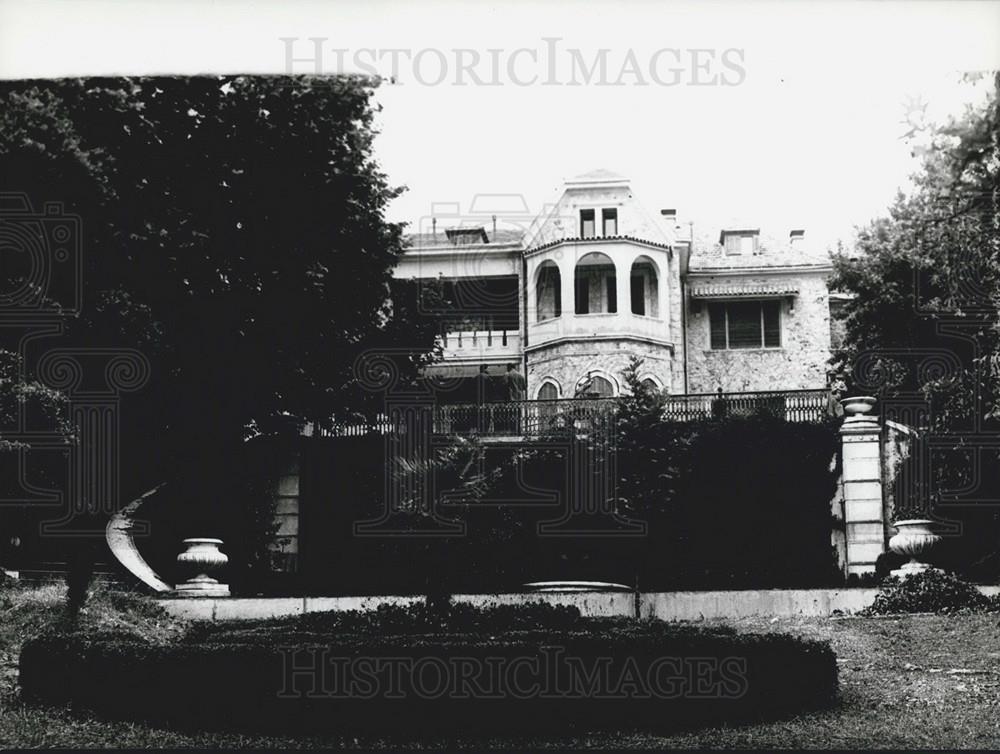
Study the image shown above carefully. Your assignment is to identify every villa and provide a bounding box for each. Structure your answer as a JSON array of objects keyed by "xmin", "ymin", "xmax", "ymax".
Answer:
[{"xmin": 386, "ymin": 169, "xmax": 836, "ymax": 432}]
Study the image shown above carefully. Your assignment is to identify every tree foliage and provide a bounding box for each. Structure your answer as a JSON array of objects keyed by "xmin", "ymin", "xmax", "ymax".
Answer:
[
  {"xmin": 830, "ymin": 73, "xmax": 999, "ymax": 429},
  {"xmin": 0, "ymin": 350, "xmax": 70, "ymax": 453},
  {"xmin": 830, "ymin": 73, "xmax": 1000, "ymax": 572},
  {"xmin": 0, "ymin": 75, "xmax": 441, "ymax": 509}
]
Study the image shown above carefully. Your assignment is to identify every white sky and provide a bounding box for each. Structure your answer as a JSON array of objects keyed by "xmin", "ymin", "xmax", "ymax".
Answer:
[{"xmin": 1, "ymin": 0, "xmax": 998, "ymax": 251}]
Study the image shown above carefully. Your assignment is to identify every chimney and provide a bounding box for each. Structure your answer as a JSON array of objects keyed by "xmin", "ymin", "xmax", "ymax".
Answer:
[
  {"xmin": 790, "ymin": 229, "xmax": 804, "ymax": 247},
  {"xmin": 492, "ymin": 214, "xmax": 497, "ymax": 241},
  {"xmin": 661, "ymin": 209, "xmax": 677, "ymax": 223}
]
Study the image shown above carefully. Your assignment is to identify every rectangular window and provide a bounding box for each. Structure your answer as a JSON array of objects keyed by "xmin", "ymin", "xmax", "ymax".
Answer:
[
  {"xmin": 580, "ymin": 209, "xmax": 595, "ymax": 239},
  {"xmin": 727, "ymin": 301, "xmax": 762, "ymax": 348},
  {"xmin": 602, "ymin": 208, "xmax": 618, "ymax": 236},
  {"xmin": 708, "ymin": 300, "xmax": 782, "ymax": 349}
]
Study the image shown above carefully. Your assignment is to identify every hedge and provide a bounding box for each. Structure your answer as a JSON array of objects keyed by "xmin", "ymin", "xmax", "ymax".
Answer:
[
  {"xmin": 21, "ymin": 608, "xmax": 837, "ymax": 734},
  {"xmin": 291, "ymin": 416, "xmax": 842, "ymax": 596}
]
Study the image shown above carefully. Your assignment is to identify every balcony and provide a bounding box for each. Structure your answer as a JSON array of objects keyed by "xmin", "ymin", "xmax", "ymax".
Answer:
[
  {"xmin": 530, "ymin": 312, "xmax": 669, "ymax": 347},
  {"xmin": 315, "ymin": 389, "xmax": 832, "ymax": 439},
  {"xmin": 439, "ymin": 328, "xmax": 521, "ymax": 362}
]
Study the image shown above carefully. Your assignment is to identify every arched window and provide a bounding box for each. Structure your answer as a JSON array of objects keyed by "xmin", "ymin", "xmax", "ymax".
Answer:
[
  {"xmin": 576, "ymin": 373, "xmax": 616, "ymax": 398},
  {"xmin": 536, "ymin": 379, "xmax": 561, "ymax": 427},
  {"xmin": 630, "ymin": 256, "xmax": 659, "ymax": 317},
  {"xmin": 574, "ymin": 252, "xmax": 617, "ymax": 315},
  {"xmin": 640, "ymin": 377, "xmax": 660, "ymax": 393},
  {"xmin": 537, "ymin": 380, "xmax": 560, "ymax": 400},
  {"xmin": 536, "ymin": 261, "xmax": 562, "ymax": 321},
  {"xmin": 590, "ymin": 376, "xmax": 615, "ymax": 397}
]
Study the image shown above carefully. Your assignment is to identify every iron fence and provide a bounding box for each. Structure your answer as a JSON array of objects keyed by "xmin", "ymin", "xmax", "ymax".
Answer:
[{"xmin": 316, "ymin": 389, "xmax": 831, "ymax": 438}]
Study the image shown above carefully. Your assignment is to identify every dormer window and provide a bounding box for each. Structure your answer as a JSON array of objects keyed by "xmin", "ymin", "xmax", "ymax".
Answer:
[
  {"xmin": 602, "ymin": 208, "xmax": 618, "ymax": 236},
  {"xmin": 445, "ymin": 227, "xmax": 489, "ymax": 245},
  {"xmin": 580, "ymin": 209, "xmax": 596, "ymax": 239},
  {"xmin": 720, "ymin": 229, "xmax": 760, "ymax": 255}
]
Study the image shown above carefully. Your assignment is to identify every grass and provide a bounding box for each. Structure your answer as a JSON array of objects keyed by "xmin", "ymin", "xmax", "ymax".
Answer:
[{"xmin": 4, "ymin": 584, "xmax": 1000, "ymax": 748}]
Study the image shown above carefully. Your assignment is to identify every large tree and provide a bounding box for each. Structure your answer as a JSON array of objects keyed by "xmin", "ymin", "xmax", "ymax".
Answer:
[
  {"xmin": 831, "ymin": 73, "xmax": 999, "ymax": 424},
  {"xmin": 831, "ymin": 73, "xmax": 1000, "ymax": 574},
  {"xmin": 0, "ymin": 76, "xmax": 440, "ymax": 528}
]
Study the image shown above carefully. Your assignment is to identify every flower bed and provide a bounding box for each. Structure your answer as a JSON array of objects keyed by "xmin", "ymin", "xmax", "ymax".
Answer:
[{"xmin": 20, "ymin": 602, "xmax": 837, "ymax": 734}]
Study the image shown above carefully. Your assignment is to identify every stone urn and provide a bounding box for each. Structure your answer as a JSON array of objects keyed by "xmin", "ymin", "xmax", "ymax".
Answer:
[
  {"xmin": 840, "ymin": 395, "xmax": 877, "ymax": 418},
  {"xmin": 174, "ymin": 538, "xmax": 231, "ymax": 597},
  {"xmin": 888, "ymin": 519, "xmax": 942, "ymax": 578}
]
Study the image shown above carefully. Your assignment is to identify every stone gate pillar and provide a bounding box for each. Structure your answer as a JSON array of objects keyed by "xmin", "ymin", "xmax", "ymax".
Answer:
[{"xmin": 840, "ymin": 400, "xmax": 886, "ymax": 577}]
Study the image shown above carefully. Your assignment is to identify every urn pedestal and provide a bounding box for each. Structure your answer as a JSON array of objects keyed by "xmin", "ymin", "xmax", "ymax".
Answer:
[
  {"xmin": 888, "ymin": 519, "xmax": 942, "ymax": 578},
  {"xmin": 174, "ymin": 538, "xmax": 230, "ymax": 597},
  {"xmin": 838, "ymin": 395, "xmax": 885, "ymax": 578},
  {"xmin": 840, "ymin": 395, "xmax": 877, "ymax": 421}
]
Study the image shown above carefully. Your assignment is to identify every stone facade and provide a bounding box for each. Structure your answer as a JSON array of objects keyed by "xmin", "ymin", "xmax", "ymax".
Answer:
[
  {"xmin": 394, "ymin": 169, "xmax": 834, "ymax": 398},
  {"xmin": 527, "ymin": 338, "xmax": 675, "ymax": 398},
  {"xmin": 686, "ymin": 272, "xmax": 833, "ymax": 393}
]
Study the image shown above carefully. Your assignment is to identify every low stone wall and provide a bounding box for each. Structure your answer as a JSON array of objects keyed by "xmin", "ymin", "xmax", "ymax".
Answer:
[
  {"xmin": 458, "ymin": 590, "xmax": 636, "ymax": 618},
  {"xmin": 156, "ymin": 595, "xmax": 424, "ymax": 621},
  {"xmin": 151, "ymin": 587, "xmax": 983, "ymax": 622},
  {"xmin": 641, "ymin": 589, "xmax": 879, "ymax": 620}
]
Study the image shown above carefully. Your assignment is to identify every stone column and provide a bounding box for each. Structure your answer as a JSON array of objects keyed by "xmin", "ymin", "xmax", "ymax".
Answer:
[
  {"xmin": 840, "ymin": 401, "xmax": 886, "ymax": 577},
  {"xmin": 615, "ymin": 256, "xmax": 630, "ymax": 317},
  {"xmin": 524, "ymin": 259, "xmax": 537, "ymax": 326},
  {"xmin": 559, "ymin": 256, "xmax": 575, "ymax": 325}
]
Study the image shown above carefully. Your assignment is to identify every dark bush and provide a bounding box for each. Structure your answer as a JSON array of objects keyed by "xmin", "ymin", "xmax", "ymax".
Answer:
[
  {"xmin": 862, "ymin": 569, "xmax": 994, "ymax": 614},
  {"xmin": 291, "ymin": 415, "xmax": 842, "ymax": 596},
  {"xmin": 20, "ymin": 604, "xmax": 837, "ymax": 735}
]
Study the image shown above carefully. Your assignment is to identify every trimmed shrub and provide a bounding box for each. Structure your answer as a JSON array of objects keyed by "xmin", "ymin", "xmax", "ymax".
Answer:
[
  {"xmin": 190, "ymin": 599, "xmax": 587, "ymax": 640},
  {"xmin": 863, "ymin": 569, "xmax": 993, "ymax": 614},
  {"xmin": 20, "ymin": 604, "xmax": 837, "ymax": 735}
]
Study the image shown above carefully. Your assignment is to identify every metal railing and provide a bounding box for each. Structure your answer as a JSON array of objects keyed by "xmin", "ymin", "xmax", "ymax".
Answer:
[
  {"xmin": 661, "ymin": 388, "xmax": 831, "ymax": 424},
  {"xmin": 316, "ymin": 389, "xmax": 831, "ymax": 438},
  {"xmin": 439, "ymin": 329, "xmax": 516, "ymax": 349},
  {"xmin": 433, "ymin": 398, "xmax": 615, "ymax": 437}
]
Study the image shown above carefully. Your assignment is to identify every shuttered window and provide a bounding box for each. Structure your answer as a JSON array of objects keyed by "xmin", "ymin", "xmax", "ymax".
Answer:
[
  {"xmin": 708, "ymin": 300, "xmax": 782, "ymax": 349},
  {"xmin": 709, "ymin": 303, "xmax": 727, "ymax": 349},
  {"xmin": 724, "ymin": 233, "xmax": 758, "ymax": 255},
  {"xmin": 763, "ymin": 301, "xmax": 780, "ymax": 347}
]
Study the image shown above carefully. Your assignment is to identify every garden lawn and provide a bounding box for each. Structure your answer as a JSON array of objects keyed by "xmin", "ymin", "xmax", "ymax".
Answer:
[{"xmin": 4, "ymin": 586, "xmax": 1000, "ymax": 749}]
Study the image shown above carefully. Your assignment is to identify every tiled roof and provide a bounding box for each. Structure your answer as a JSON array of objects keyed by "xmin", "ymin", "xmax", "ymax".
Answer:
[
  {"xmin": 689, "ymin": 229, "xmax": 832, "ymax": 271},
  {"xmin": 527, "ymin": 235, "xmax": 673, "ymax": 254},
  {"xmin": 405, "ymin": 228, "xmax": 526, "ymax": 250}
]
